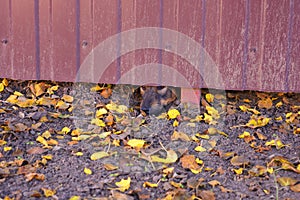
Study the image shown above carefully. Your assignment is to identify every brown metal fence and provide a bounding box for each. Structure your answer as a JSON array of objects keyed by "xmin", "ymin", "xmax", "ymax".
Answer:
[{"xmin": 0, "ymin": 0, "xmax": 299, "ymax": 92}]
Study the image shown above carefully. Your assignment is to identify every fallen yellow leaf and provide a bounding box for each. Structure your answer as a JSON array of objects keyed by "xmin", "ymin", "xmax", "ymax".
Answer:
[
  {"xmin": 90, "ymin": 151, "xmax": 109, "ymax": 160},
  {"xmin": 14, "ymin": 91, "xmax": 23, "ymax": 96},
  {"xmin": 56, "ymin": 100, "xmax": 69, "ymax": 110},
  {"xmin": 91, "ymin": 118, "xmax": 106, "ymax": 127},
  {"xmin": 173, "ymin": 120, "xmax": 179, "ymax": 127},
  {"xmin": 2, "ymin": 78, "xmax": 8, "ymax": 86},
  {"xmin": 151, "ymin": 150, "xmax": 178, "ymax": 164},
  {"xmin": 62, "ymin": 94, "xmax": 74, "ymax": 103},
  {"xmin": 69, "ymin": 196, "xmax": 81, "ymax": 200},
  {"xmin": 41, "ymin": 188, "xmax": 56, "ymax": 197},
  {"xmin": 239, "ymin": 105, "xmax": 248, "ymax": 112},
  {"xmin": 238, "ymin": 131, "xmax": 251, "ymax": 138},
  {"xmin": 162, "ymin": 167, "xmax": 174, "ymax": 175},
  {"xmin": 42, "ymin": 154, "xmax": 53, "ymax": 160},
  {"xmin": 61, "ymin": 127, "xmax": 71, "ymax": 134},
  {"xmin": 167, "ymin": 109, "xmax": 180, "ymax": 119},
  {"xmin": 84, "ymin": 167, "xmax": 92, "ymax": 175},
  {"xmin": 127, "ymin": 139, "xmax": 145, "ymax": 149},
  {"xmin": 4, "ymin": 146, "xmax": 12, "ymax": 151},
  {"xmin": 233, "ymin": 168, "xmax": 243, "ymax": 175},
  {"xmin": 36, "ymin": 136, "xmax": 48, "ymax": 147},
  {"xmin": 143, "ymin": 181, "xmax": 158, "ymax": 188},
  {"xmin": 206, "ymin": 106, "xmax": 220, "ymax": 119},
  {"xmin": 0, "ymin": 83, "xmax": 4, "ymax": 92},
  {"xmin": 205, "ymin": 93, "xmax": 214, "ymax": 103},
  {"xmin": 115, "ymin": 177, "xmax": 131, "ymax": 192},
  {"xmin": 96, "ymin": 108, "xmax": 108, "ymax": 117},
  {"xmin": 277, "ymin": 177, "xmax": 297, "ymax": 186},
  {"xmin": 194, "ymin": 146, "xmax": 206, "ymax": 152}
]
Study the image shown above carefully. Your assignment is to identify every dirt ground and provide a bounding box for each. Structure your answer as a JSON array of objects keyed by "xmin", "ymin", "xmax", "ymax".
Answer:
[{"xmin": 0, "ymin": 80, "xmax": 299, "ymax": 200}]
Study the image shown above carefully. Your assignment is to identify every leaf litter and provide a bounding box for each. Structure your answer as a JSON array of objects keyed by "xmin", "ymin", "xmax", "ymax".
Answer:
[{"xmin": 0, "ymin": 79, "xmax": 299, "ymax": 199}]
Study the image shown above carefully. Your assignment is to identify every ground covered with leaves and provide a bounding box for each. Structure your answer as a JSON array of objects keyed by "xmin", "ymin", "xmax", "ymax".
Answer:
[{"xmin": 0, "ymin": 79, "xmax": 299, "ymax": 200}]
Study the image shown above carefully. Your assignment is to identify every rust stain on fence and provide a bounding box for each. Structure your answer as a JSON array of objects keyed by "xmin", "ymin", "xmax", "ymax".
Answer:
[{"xmin": 0, "ymin": 0, "xmax": 299, "ymax": 92}]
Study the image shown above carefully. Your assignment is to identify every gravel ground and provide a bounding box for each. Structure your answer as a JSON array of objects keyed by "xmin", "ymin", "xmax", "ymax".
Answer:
[{"xmin": 0, "ymin": 80, "xmax": 299, "ymax": 200}]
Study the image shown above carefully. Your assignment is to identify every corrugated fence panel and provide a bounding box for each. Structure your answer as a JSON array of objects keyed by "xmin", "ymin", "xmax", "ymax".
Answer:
[
  {"xmin": 176, "ymin": 0, "xmax": 203, "ymax": 88},
  {"xmin": 94, "ymin": 0, "xmax": 118, "ymax": 84},
  {"xmin": 246, "ymin": 0, "xmax": 263, "ymax": 91},
  {"xmin": 204, "ymin": 0, "xmax": 222, "ymax": 89},
  {"xmin": 219, "ymin": 0, "xmax": 245, "ymax": 90},
  {"xmin": 0, "ymin": 0, "xmax": 299, "ymax": 92},
  {"xmin": 0, "ymin": 0, "xmax": 12, "ymax": 78},
  {"xmin": 39, "ymin": 0, "xmax": 53, "ymax": 80},
  {"xmin": 11, "ymin": 0, "xmax": 36, "ymax": 80},
  {"xmin": 119, "ymin": 0, "xmax": 137, "ymax": 85},
  {"xmin": 134, "ymin": 0, "xmax": 161, "ymax": 84},
  {"xmin": 262, "ymin": 0, "xmax": 290, "ymax": 92},
  {"xmin": 161, "ymin": 0, "xmax": 180, "ymax": 87},
  {"xmin": 51, "ymin": 0, "xmax": 77, "ymax": 82},
  {"xmin": 79, "ymin": 0, "xmax": 94, "ymax": 82}
]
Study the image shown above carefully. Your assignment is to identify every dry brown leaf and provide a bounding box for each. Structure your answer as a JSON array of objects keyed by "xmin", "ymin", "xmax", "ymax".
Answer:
[
  {"xmin": 290, "ymin": 183, "xmax": 300, "ymax": 192},
  {"xmin": 187, "ymin": 177, "xmax": 200, "ymax": 189},
  {"xmin": 230, "ymin": 156, "xmax": 250, "ymax": 166},
  {"xmin": 220, "ymin": 186, "xmax": 233, "ymax": 193},
  {"xmin": 171, "ymin": 131, "xmax": 190, "ymax": 141},
  {"xmin": 26, "ymin": 147, "xmax": 46, "ymax": 155},
  {"xmin": 216, "ymin": 167, "xmax": 225, "ymax": 175},
  {"xmin": 100, "ymin": 88, "xmax": 112, "ymax": 98},
  {"xmin": 31, "ymin": 122, "xmax": 42, "ymax": 130},
  {"xmin": 208, "ymin": 180, "xmax": 220, "ymax": 187},
  {"xmin": 104, "ymin": 163, "xmax": 118, "ymax": 171},
  {"xmin": 105, "ymin": 114, "xmax": 114, "ymax": 126},
  {"xmin": 67, "ymin": 141, "xmax": 79, "ymax": 146},
  {"xmin": 17, "ymin": 165, "xmax": 37, "ymax": 175},
  {"xmin": 248, "ymin": 165, "xmax": 267, "ymax": 176},
  {"xmin": 30, "ymin": 191, "xmax": 42, "ymax": 198},
  {"xmin": 258, "ymin": 97, "xmax": 272, "ymax": 109},
  {"xmin": 277, "ymin": 177, "xmax": 297, "ymax": 186},
  {"xmin": 198, "ymin": 190, "xmax": 215, "ymax": 200},
  {"xmin": 244, "ymin": 135, "xmax": 256, "ymax": 143},
  {"xmin": 255, "ymin": 131, "xmax": 267, "ymax": 140},
  {"xmin": 256, "ymin": 92, "xmax": 269, "ymax": 99},
  {"xmin": 180, "ymin": 154, "xmax": 200, "ymax": 170},
  {"xmin": 25, "ymin": 172, "xmax": 45, "ymax": 181},
  {"xmin": 111, "ymin": 190, "xmax": 133, "ymax": 200}
]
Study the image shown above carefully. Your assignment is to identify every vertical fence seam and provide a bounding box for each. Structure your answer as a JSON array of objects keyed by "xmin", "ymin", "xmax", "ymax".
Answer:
[
  {"xmin": 49, "ymin": 0, "xmax": 54, "ymax": 79},
  {"xmin": 199, "ymin": 0, "xmax": 207, "ymax": 112},
  {"xmin": 258, "ymin": 0, "xmax": 266, "ymax": 90},
  {"xmin": 34, "ymin": 0, "xmax": 40, "ymax": 80},
  {"xmin": 116, "ymin": 0, "xmax": 122, "ymax": 83},
  {"xmin": 285, "ymin": 0, "xmax": 294, "ymax": 92},
  {"xmin": 158, "ymin": 0, "xmax": 163, "ymax": 85},
  {"xmin": 242, "ymin": 0, "xmax": 250, "ymax": 90},
  {"xmin": 75, "ymin": 0, "xmax": 80, "ymax": 81},
  {"xmin": 9, "ymin": 0, "xmax": 13, "ymax": 76},
  {"xmin": 200, "ymin": 0, "xmax": 206, "ymax": 89}
]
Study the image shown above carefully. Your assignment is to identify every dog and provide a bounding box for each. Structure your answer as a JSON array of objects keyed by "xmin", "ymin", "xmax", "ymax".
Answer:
[{"xmin": 129, "ymin": 86, "xmax": 180, "ymax": 116}]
